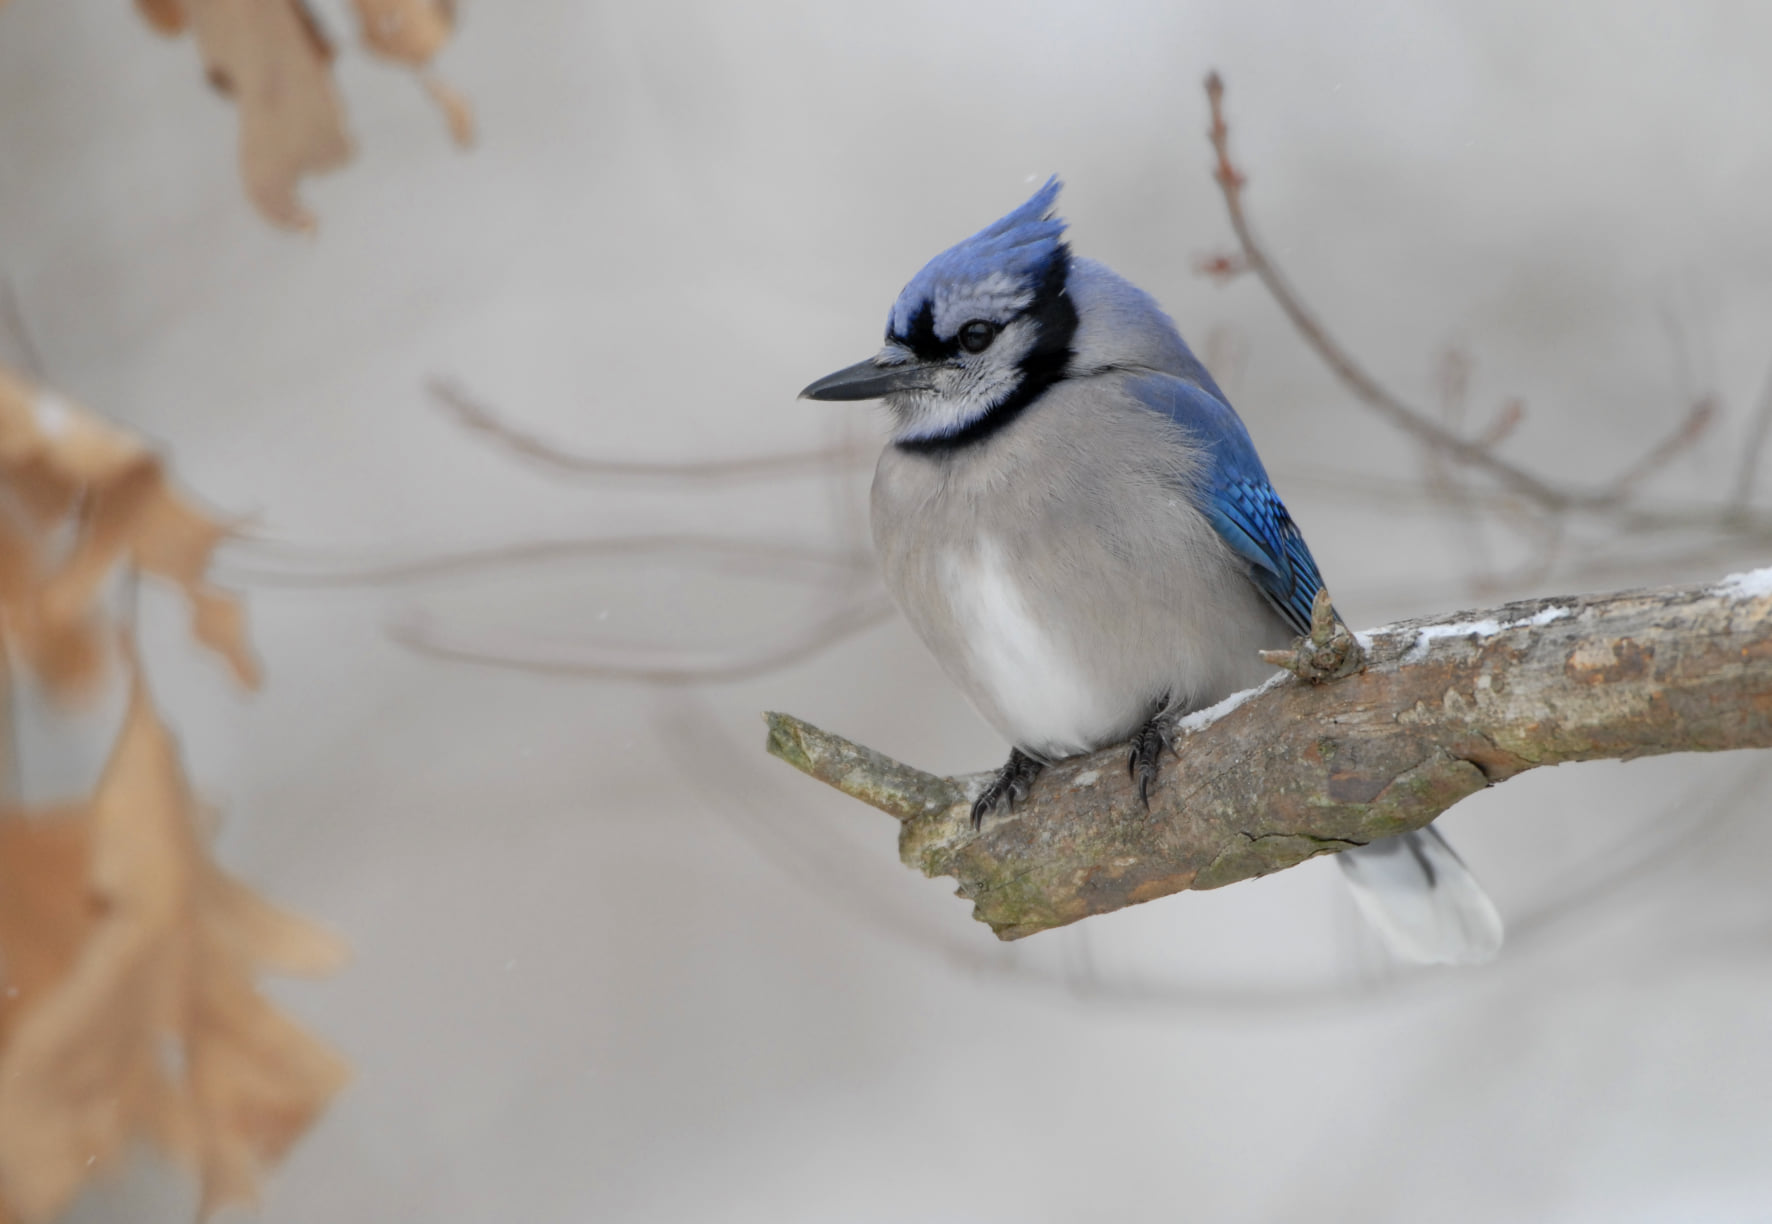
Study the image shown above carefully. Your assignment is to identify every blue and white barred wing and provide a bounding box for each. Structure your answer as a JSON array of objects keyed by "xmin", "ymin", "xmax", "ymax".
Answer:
[
  {"xmin": 1124, "ymin": 372, "xmax": 1326, "ymax": 636},
  {"xmin": 1127, "ymin": 376, "xmax": 1500, "ymax": 965}
]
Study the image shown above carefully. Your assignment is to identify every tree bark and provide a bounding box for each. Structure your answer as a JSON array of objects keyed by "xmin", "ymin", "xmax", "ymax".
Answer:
[{"xmin": 765, "ymin": 570, "xmax": 1772, "ymax": 940}]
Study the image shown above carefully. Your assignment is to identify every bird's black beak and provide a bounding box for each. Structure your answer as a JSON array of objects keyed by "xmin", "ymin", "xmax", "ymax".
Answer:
[{"xmin": 799, "ymin": 358, "xmax": 936, "ymax": 401}]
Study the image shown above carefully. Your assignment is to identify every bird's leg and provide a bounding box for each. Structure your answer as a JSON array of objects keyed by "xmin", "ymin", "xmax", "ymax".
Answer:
[
  {"xmin": 1126, "ymin": 714, "xmax": 1172, "ymax": 808},
  {"xmin": 970, "ymin": 748, "xmax": 1044, "ymax": 830}
]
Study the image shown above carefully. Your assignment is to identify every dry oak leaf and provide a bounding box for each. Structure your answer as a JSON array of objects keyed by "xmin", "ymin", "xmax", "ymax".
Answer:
[
  {"xmin": 352, "ymin": 0, "xmax": 472, "ymax": 143},
  {"xmin": 0, "ymin": 363, "xmax": 260, "ymax": 696},
  {"xmin": 353, "ymin": 0, "xmax": 455, "ymax": 64},
  {"xmin": 135, "ymin": 0, "xmax": 472, "ymax": 230},
  {"xmin": 0, "ymin": 675, "xmax": 349, "ymax": 1223},
  {"xmin": 135, "ymin": 0, "xmax": 188, "ymax": 36},
  {"xmin": 169, "ymin": 0, "xmax": 352, "ymax": 232},
  {"xmin": 0, "ymin": 811, "xmax": 93, "ymax": 1046},
  {"xmin": 0, "ymin": 812, "xmax": 92, "ymax": 1224}
]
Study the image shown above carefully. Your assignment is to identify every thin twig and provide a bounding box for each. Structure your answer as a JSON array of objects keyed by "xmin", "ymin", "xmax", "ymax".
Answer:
[
  {"xmin": 1203, "ymin": 72, "xmax": 1728, "ymax": 521},
  {"xmin": 1594, "ymin": 396, "xmax": 1716, "ymax": 502},
  {"xmin": 390, "ymin": 593, "xmax": 894, "ymax": 685},
  {"xmin": 1422, "ymin": 347, "xmax": 1496, "ymax": 587},
  {"xmin": 428, "ymin": 378, "xmax": 874, "ymax": 484},
  {"xmin": 218, "ymin": 533, "xmax": 873, "ymax": 588},
  {"xmin": 1475, "ymin": 399, "xmax": 1525, "ymax": 448},
  {"xmin": 1203, "ymin": 73, "xmax": 1573, "ymax": 509},
  {"xmin": 1280, "ymin": 466, "xmax": 1772, "ymax": 543}
]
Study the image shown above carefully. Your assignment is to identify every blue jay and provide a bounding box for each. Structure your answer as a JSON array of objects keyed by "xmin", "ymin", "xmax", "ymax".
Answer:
[{"xmin": 802, "ymin": 178, "xmax": 1502, "ymax": 965}]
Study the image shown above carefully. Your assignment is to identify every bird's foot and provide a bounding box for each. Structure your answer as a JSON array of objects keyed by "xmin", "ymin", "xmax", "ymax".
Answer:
[
  {"xmin": 970, "ymin": 748, "xmax": 1044, "ymax": 831},
  {"xmin": 1126, "ymin": 716, "xmax": 1172, "ymax": 808},
  {"xmin": 1259, "ymin": 587, "xmax": 1365, "ymax": 685}
]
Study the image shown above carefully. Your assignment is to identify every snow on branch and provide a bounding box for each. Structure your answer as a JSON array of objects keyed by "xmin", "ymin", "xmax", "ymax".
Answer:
[{"xmin": 766, "ymin": 571, "xmax": 1772, "ymax": 940}]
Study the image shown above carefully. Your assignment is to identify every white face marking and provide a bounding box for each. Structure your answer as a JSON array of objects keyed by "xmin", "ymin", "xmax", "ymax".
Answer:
[
  {"xmin": 883, "ymin": 316, "xmax": 1039, "ymax": 444},
  {"xmin": 941, "ymin": 538, "xmax": 1117, "ymax": 759},
  {"xmin": 929, "ymin": 271, "xmax": 1032, "ymax": 340}
]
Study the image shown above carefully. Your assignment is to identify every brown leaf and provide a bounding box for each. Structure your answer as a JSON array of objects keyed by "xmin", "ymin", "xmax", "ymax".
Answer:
[
  {"xmin": 190, "ymin": 586, "xmax": 262, "ymax": 690},
  {"xmin": 0, "ymin": 510, "xmax": 107, "ymax": 698},
  {"xmin": 0, "ymin": 810, "xmax": 95, "ymax": 1224},
  {"xmin": 0, "ymin": 363, "xmax": 261, "ymax": 697},
  {"xmin": 134, "ymin": 0, "xmax": 470, "ymax": 228},
  {"xmin": 181, "ymin": 0, "xmax": 353, "ymax": 232},
  {"xmin": 352, "ymin": 0, "xmax": 475, "ymax": 149},
  {"xmin": 0, "ymin": 362, "xmax": 338, "ymax": 1219},
  {"xmin": 13, "ymin": 614, "xmax": 108, "ymax": 701},
  {"xmin": 0, "ymin": 810, "xmax": 96, "ymax": 1045},
  {"xmin": 0, "ymin": 676, "xmax": 349, "ymax": 1222},
  {"xmin": 135, "ymin": 0, "xmax": 188, "ymax": 35},
  {"xmin": 352, "ymin": 0, "xmax": 454, "ymax": 63},
  {"xmin": 422, "ymin": 72, "xmax": 476, "ymax": 148}
]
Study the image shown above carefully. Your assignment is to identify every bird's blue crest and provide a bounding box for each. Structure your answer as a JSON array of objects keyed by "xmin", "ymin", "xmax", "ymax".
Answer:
[{"xmin": 888, "ymin": 177, "xmax": 1069, "ymax": 341}]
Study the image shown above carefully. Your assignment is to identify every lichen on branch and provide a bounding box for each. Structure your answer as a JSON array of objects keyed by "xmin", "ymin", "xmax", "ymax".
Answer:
[{"xmin": 766, "ymin": 571, "xmax": 1772, "ymax": 940}]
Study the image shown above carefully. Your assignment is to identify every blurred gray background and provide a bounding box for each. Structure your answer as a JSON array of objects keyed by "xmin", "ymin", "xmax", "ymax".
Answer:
[{"xmin": 4, "ymin": 1, "xmax": 1772, "ymax": 1221}]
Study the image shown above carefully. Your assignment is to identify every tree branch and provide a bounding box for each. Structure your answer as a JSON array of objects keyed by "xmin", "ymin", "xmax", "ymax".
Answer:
[
  {"xmin": 765, "ymin": 569, "xmax": 1772, "ymax": 940},
  {"xmin": 427, "ymin": 378, "xmax": 872, "ymax": 483},
  {"xmin": 1203, "ymin": 72, "xmax": 1728, "ymax": 525}
]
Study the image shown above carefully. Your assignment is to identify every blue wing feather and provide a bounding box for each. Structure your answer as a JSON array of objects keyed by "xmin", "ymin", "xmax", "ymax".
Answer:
[{"xmin": 1124, "ymin": 372, "xmax": 1326, "ymax": 636}]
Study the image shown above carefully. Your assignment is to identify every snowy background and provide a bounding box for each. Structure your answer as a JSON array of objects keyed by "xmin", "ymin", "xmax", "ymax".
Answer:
[{"xmin": 3, "ymin": 2, "xmax": 1771, "ymax": 1220}]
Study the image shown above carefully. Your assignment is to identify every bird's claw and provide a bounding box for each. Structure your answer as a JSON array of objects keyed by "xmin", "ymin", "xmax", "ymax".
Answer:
[
  {"xmin": 1259, "ymin": 587, "xmax": 1365, "ymax": 684},
  {"xmin": 1126, "ymin": 717, "xmax": 1171, "ymax": 808},
  {"xmin": 970, "ymin": 748, "xmax": 1044, "ymax": 831}
]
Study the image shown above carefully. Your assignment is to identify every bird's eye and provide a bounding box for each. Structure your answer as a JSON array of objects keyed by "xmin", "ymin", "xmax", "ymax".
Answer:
[{"xmin": 958, "ymin": 320, "xmax": 998, "ymax": 354}]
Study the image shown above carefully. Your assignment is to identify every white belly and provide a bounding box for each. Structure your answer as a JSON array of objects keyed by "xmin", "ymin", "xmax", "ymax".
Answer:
[
  {"xmin": 869, "ymin": 377, "xmax": 1297, "ymax": 764},
  {"xmin": 939, "ymin": 537, "xmax": 1129, "ymax": 760}
]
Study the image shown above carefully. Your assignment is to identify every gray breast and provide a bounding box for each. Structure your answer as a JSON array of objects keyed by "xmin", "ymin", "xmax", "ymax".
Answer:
[{"xmin": 871, "ymin": 373, "xmax": 1293, "ymax": 761}]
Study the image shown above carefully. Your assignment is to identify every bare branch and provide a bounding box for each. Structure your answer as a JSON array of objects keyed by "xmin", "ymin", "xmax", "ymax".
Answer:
[
  {"xmin": 392, "ymin": 593, "xmax": 894, "ymax": 685},
  {"xmin": 1203, "ymin": 73, "xmax": 1573, "ymax": 509},
  {"xmin": 428, "ymin": 378, "xmax": 873, "ymax": 484},
  {"xmin": 219, "ymin": 533, "xmax": 871, "ymax": 588},
  {"xmin": 1422, "ymin": 347, "xmax": 1499, "ymax": 586},
  {"xmin": 1202, "ymin": 72, "xmax": 1727, "ymax": 522},
  {"xmin": 767, "ymin": 569, "xmax": 1772, "ymax": 941},
  {"xmin": 765, "ymin": 711, "xmax": 966, "ymax": 825},
  {"xmin": 1594, "ymin": 396, "xmax": 1716, "ymax": 503},
  {"xmin": 1475, "ymin": 399, "xmax": 1525, "ymax": 449}
]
